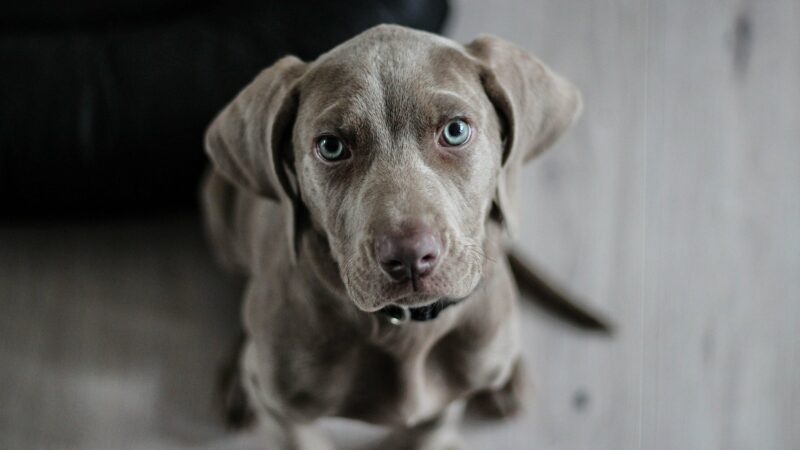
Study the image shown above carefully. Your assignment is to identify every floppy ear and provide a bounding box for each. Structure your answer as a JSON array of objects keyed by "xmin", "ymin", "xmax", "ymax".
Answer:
[
  {"xmin": 466, "ymin": 35, "xmax": 582, "ymax": 236},
  {"xmin": 204, "ymin": 56, "xmax": 307, "ymax": 261}
]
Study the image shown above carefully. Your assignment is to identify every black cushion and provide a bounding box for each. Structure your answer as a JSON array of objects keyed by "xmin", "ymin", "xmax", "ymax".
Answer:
[{"xmin": 0, "ymin": 0, "xmax": 449, "ymax": 217}]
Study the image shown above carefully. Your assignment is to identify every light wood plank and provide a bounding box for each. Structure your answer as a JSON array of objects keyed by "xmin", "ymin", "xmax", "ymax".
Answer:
[{"xmin": 642, "ymin": 1, "xmax": 800, "ymax": 449}]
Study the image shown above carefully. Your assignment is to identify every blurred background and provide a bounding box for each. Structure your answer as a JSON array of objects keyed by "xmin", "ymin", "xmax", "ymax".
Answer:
[{"xmin": 1, "ymin": 0, "xmax": 798, "ymax": 448}]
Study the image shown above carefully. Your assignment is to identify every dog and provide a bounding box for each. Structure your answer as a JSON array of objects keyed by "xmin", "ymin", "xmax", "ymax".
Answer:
[{"xmin": 202, "ymin": 24, "xmax": 582, "ymax": 449}]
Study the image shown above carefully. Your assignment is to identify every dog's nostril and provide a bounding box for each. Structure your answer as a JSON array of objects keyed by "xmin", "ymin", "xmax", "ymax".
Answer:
[{"xmin": 375, "ymin": 227, "xmax": 442, "ymax": 282}]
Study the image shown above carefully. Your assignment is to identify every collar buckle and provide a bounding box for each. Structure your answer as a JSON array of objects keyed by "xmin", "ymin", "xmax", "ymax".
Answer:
[{"xmin": 382, "ymin": 305, "xmax": 411, "ymax": 325}]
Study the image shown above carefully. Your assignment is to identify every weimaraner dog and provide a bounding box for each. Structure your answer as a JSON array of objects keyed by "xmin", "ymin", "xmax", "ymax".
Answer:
[{"xmin": 202, "ymin": 24, "xmax": 592, "ymax": 449}]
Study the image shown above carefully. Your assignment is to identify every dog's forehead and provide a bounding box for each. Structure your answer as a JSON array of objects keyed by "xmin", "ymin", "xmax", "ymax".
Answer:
[
  {"xmin": 297, "ymin": 26, "xmax": 480, "ymax": 127},
  {"xmin": 314, "ymin": 24, "xmax": 466, "ymax": 72}
]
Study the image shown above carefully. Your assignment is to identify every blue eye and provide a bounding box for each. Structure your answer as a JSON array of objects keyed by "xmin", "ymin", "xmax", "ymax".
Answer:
[
  {"xmin": 317, "ymin": 135, "xmax": 349, "ymax": 162},
  {"xmin": 441, "ymin": 119, "xmax": 471, "ymax": 146}
]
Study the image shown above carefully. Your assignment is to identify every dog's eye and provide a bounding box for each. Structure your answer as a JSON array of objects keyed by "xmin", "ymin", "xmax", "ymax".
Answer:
[
  {"xmin": 440, "ymin": 119, "xmax": 471, "ymax": 146},
  {"xmin": 316, "ymin": 135, "xmax": 350, "ymax": 162}
]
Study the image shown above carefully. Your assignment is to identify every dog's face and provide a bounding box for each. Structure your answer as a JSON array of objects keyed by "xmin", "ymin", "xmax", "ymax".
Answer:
[
  {"xmin": 293, "ymin": 34, "xmax": 502, "ymax": 311},
  {"xmin": 205, "ymin": 25, "xmax": 581, "ymax": 312}
]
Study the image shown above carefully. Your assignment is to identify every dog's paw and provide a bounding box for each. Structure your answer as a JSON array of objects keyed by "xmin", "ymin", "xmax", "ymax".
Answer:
[
  {"xmin": 372, "ymin": 429, "xmax": 463, "ymax": 450},
  {"xmin": 468, "ymin": 388, "xmax": 522, "ymax": 419},
  {"xmin": 221, "ymin": 373, "xmax": 256, "ymax": 429},
  {"xmin": 217, "ymin": 335, "xmax": 256, "ymax": 430},
  {"xmin": 418, "ymin": 430, "xmax": 464, "ymax": 450},
  {"xmin": 467, "ymin": 359, "xmax": 526, "ymax": 420}
]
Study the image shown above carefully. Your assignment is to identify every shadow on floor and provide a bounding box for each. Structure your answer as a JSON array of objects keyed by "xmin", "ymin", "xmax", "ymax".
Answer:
[{"xmin": 0, "ymin": 215, "xmax": 245, "ymax": 448}]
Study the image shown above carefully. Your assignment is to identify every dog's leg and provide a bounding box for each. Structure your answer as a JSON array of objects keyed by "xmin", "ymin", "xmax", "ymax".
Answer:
[
  {"xmin": 218, "ymin": 331, "xmax": 256, "ymax": 429},
  {"xmin": 239, "ymin": 340, "xmax": 333, "ymax": 450},
  {"xmin": 467, "ymin": 358, "xmax": 526, "ymax": 419},
  {"xmin": 373, "ymin": 400, "xmax": 466, "ymax": 450},
  {"xmin": 253, "ymin": 411, "xmax": 332, "ymax": 450}
]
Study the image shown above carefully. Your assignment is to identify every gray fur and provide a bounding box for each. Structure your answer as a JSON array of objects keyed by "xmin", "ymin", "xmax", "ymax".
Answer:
[{"xmin": 202, "ymin": 24, "xmax": 581, "ymax": 449}]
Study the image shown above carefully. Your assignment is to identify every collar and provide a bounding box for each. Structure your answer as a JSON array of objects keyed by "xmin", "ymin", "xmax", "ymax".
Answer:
[
  {"xmin": 378, "ymin": 298, "xmax": 463, "ymax": 325},
  {"xmin": 376, "ymin": 279, "xmax": 484, "ymax": 325}
]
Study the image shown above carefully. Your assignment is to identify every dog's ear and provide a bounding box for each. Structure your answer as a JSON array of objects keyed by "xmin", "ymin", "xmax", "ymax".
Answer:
[
  {"xmin": 466, "ymin": 35, "xmax": 582, "ymax": 235},
  {"xmin": 205, "ymin": 56, "xmax": 307, "ymax": 261}
]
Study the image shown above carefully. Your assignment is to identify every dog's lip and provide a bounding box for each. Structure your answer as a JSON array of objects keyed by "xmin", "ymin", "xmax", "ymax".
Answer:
[
  {"xmin": 380, "ymin": 282, "xmax": 440, "ymax": 307},
  {"xmin": 383, "ymin": 278, "xmax": 483, "ymax": 309},
  {"xmin": 392, "ymin": 294, "xmax": 444, "ymax": 308},
  {"xmin": 366, "ymin": 271, "xmax": 483, "ymax": 308},
  {"xmin": 375, "ymin": 280, "xmax": 483, "ymax": 322},
  {"xmin": 354, "ymin": 288, "xmax": 446, "ymax": 313}
]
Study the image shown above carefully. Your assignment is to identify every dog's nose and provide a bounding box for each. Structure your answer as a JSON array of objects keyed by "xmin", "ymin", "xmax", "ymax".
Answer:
[{"xmin": 375, "ymin": 228, "xmax": 441, "ymax": 282}]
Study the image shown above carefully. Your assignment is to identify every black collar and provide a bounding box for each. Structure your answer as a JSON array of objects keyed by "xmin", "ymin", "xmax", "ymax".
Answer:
[
  {"xmin": 376, "ymin": 280, "xmax": 483, "ymax": 324},
  {"xmin": 379, "ymin": 298, "xmax": 463, "ymax": 324}
]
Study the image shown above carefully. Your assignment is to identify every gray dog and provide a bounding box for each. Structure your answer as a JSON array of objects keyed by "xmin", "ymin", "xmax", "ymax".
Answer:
[{"xmin": 202, "ymin": 24, "xmax": 582, "ymax": 449}]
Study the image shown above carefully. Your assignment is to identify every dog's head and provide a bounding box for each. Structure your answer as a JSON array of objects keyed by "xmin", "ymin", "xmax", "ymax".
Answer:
[{"xmin": 205, "ymin": 25, "xmax": 581, "ymax": 312}]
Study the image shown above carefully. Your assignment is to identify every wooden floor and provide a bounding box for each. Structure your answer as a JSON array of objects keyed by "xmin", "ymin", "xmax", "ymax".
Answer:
[{"xmin": 2, "ymin": 1, "xmax": 799, "ymax": 448}]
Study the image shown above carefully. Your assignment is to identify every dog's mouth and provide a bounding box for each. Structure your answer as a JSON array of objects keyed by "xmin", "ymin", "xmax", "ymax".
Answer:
[
  {"xmin": 390, "ymin": 275, "xmax": 440, "ymax": 297},
  {"xmin": 359, "ymin": 272, "xmax": 453, "ymax": 310}
]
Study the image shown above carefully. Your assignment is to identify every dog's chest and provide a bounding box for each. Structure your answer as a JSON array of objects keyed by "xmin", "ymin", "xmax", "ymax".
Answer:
[
  {"xmin": 268, "ymin": 312, "xmax": 518, "ymax": 427},
  {"xmin": 347, "ymin": 325, "xmax": 515, "ymax": 425}
]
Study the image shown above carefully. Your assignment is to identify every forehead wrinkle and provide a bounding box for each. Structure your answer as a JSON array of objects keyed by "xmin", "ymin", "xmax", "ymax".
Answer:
[
  {"xmin": 369, "ymin": 42, "xmax": 433, "ymax": 130},
  {"xmin": 316, "ymin": 100, "xmax": 344, "ymax": 122},
  {"xmin": 313, "ymin": 102, "xmax": 364, "ymax": 133},
  {"xmin": 430, "ymin": 90, "xmax": 473, "ymax": 109},
  {"xmin": 427, "ymin": 90, "xmax": 477, "ymax": 119},
  {"xmin": 430, "ymin": 89, "xmax": 467, "ymax": 102},
  {"xmin": 308, "ymin": 79, "xmax": 385, "ymax": 144},
  {"xmin": 340, "ymin": 66, "xmax": 392, "ymax": 155},
  {"xmin": 381, "ymin": 74, "xmax": 428, "ymax": 143}
]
